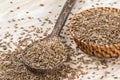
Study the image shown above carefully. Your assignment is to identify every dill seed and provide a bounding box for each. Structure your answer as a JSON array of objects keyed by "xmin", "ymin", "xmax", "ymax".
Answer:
[
  {"xmin": 37, "ymin": 18, "xmax": 42, "ymax": 22},
  {"xmin": 79, "ymin": 0, "xmax": 83, "ymax": 2},
  {"xmin": 23, "ymin": 37, "xmax": 67, "ymax": 69},
  {"xmin": 48, "ymin": 11, "xmax": 52, "ymax": 14},
  {"xmin": 40, "ymin": 4, "xmax": 44, "ymax": 6},
  {"xmin": 92, "ymin": 5, "xmax": 94, "ymax": 7},
  {"xmin": 18, "ymin": 19, "xmax": 21, "ymax": 21},
  {"xmin": 26, "ymin": 11, "xmax": 29, "ymax": 14},
  {"xmin": 17, "ymin": 7, "xmax": 20, "ymax": 9},
  {"xmin": 96, "ymin": 3, "xmax": 99, "ymax": 5},
  {"xmin": 114, "ymin": 77, "xmax": 118, "ymax": 79},
  {"xmin": 12, "ymin": 19, "xmax": 15, "ymax": 22},
  {"xmin": 0, "ymin": 40, "xmax": 76, "ymax": 80},
  {"xmin": 21, "ymin": 18, "xmax": 24, "ymax": 20},
  {"xmin": 100, "ymin": 76, "xmax": 104, "ymax": 79},
  {"xmin": 69, "ymin": 7, "xmax": 120, "ymax": 45},
  {"xmin": 10, "ymin": 10, "xmax": 14, "ymax": 12},
  {"xmin": 20, "ymin": 32, "xmax": 25, "ymax": 35},
  {"xmin": 58, "ymin": 5, "xmax": 62, "ymax": 7},
  {"xmin": 10, "ymin": 1, "xmax": 13, "ymax": 4},
  {"xmin": 2, "ymin": 45, "xmax": 7, "ymax": 50},
  {"xmin": 113, "ymin": 2, "xmax": 117, "ymax": 4},
  {"xmin": 8, "ymin": 21, "xmax": 11, "ymax": 23},
  {"xmin": 41, "ymin": 22, "xmax": 46, "ymax": 26},
  {"xmin": 28, "ymin": 17, "xmax": 32, "ymax": 19},
  {"xmin": 45, "ymin": 17, "xmax": 53, "ymax": 24}
]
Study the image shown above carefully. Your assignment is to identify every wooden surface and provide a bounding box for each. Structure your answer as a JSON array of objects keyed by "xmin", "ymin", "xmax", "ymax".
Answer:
[{"xmin": 0, "ymin": 0, "xmax": 120, "ymax": 80}]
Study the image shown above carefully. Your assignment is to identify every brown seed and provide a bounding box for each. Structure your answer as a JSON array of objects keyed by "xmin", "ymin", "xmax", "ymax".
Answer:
[
  {"xmin": 23, "ymin": 37, "xmax": 67, "ymax": 69},
  {"xmin": 10, "ymin": 10, "xmax": 14, "ymax": 12},
  {"xmin": 40, "ymin": 4, "xmax": 44, "ymax": 6},
  {"xmin": 69, "ymin": 7, "xmax": 120, "ymax": 45},
  {"xmin": 17, "ymin": 7, "xmax": 20, "ymax": 9}
]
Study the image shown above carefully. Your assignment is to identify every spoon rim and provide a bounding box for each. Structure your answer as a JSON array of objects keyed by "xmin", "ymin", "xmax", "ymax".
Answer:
[{"xmin": 21, "ymin": 36, "xmax": 68, "ymax": 73}]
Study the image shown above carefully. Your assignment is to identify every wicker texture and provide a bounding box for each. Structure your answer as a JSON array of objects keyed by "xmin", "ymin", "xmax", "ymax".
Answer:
[{"xmin": 69, "ymin": 7, "xmax": 120, "ymax": 58}]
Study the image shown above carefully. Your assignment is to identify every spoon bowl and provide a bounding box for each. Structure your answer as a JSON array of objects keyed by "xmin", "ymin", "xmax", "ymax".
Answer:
[{"xmin": 21, "ymin": 36, "xmax": 68, "ymax": 74}]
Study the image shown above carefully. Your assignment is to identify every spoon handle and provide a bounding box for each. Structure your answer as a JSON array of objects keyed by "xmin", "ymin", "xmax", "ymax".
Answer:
[{"xmin": 51, "ymin": 0, "xmax": 76, "ymax": 37}]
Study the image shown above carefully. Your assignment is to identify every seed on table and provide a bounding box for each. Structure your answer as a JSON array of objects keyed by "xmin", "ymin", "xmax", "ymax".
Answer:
[
  {"xmin": 40, "ymin": 4, "xmax": 44, "ymax": 6},
  {"xmin": 10, "ymin": 10, "xmax": 14, "ymax": 12},
  {"xmin": 17, "ymin": 7, "xmax": 20, "ymax": 9}
]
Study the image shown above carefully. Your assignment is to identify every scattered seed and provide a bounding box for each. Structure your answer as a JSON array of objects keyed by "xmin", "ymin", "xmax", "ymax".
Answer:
[
  {"xmin": 0, "ymin": 1, "xmax": 120, "ymax": 80},
  {"xmin": 10, "ymin": 10, "xmax": 14, "ymax": 12},
  {"xmin": 40, "ymin": 4, "xmax": 44, "ymax": 6},
  {"xmin": 10, "ymin": 1, "xmax": 13, "ymax": 4},
  {"xmin": 17, "ymin": 7, "xmax": 20, "ymax": 9},
  {"xmin": 48, "ymin": 11, "xmax": 52, "ymax": 14},
  {"xmin": 26, "ymin": 11, "xmax": 29, "ymax": 14},
  {"xmin": 58, "ymin": 5, "xmax": 62, "ymax": 7}
]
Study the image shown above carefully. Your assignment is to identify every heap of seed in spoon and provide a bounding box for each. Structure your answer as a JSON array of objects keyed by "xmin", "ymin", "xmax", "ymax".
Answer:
[
  {"xmin": 69, "ymin": 7, "xmax": 120, "ymax": 45},
  {"xmin": 23, "ymin": 36, "xmax": 67, "ymax": 69}
]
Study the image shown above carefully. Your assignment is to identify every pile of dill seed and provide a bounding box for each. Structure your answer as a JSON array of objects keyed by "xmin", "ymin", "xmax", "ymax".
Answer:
[
  {"xmin": 69, "ymin": 7, "xmax": 120, "ymax": 45},
  {"xmin": 23, "ymin": 37, "xmax": 67, "ymax": 69}
]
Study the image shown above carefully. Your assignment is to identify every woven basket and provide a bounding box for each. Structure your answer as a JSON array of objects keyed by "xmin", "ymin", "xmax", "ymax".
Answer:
[{"xmin": 68, "ymin": 7, "xmax": 120, "ymax": 58}]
